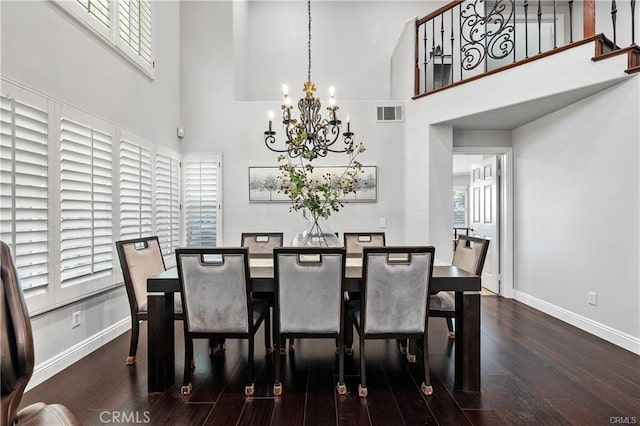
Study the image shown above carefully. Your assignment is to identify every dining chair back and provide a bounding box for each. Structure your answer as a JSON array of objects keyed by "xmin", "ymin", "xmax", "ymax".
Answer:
[
  {"xmin": 241, "ymin": 232, "xmax": 284, "ymax": 354},
  {"xmin": 241, "ymin": 233, "xmax": 284, "ymax": 256},
  {"xmin": 116, "ymin": 236, "xmax": 182, "ymax": 365},
  {"xmin": 272, "ymin": 247, "xmax": 347, "ymax": 396},
  {"xmin": 175, "ymin": 247, "xmax": 269, "ymax": 396},
  {"xmin": 343, "ymin": 232, "xmax": 386, "ymax": 257},
  {"xmin": 430, "ymin": 235, "xmax": 489, "ymax": 338},
  {"xmin": 347, "ymin": 246, "xmax": 435, "ymax": 397},
  {"xmin": 452, "ymin": 235, "xmax": 490, "ymax": 276},
  {"xmin": 1, "ymin": 241, "xmax": 81, "ymax": 426}
]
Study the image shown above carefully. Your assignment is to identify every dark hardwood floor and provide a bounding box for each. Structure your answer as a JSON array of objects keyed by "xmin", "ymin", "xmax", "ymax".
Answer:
[{"xmin": 21, "ymin": 297, "xmax": 640, "ymax": 425}]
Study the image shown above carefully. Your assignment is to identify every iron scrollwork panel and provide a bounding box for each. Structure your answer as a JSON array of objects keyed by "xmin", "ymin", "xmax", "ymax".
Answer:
[{"xmin": 461, "ymin": 0, "xmax": 515, "ymax": 71}]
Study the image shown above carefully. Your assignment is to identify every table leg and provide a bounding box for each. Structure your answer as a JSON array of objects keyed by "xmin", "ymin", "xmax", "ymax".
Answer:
[
  {"xmin": 454, "ymin": 291, "xmax": 480, "ymax": 391},
  {"xmin": 148, "ymin": 293, "xmax": 175, "ymax": 392}
]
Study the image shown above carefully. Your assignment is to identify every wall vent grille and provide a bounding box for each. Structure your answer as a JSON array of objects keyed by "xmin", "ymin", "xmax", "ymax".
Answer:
[{"xmin": 376, "ymin": 105, "xmax": 403, "ymax": 122}]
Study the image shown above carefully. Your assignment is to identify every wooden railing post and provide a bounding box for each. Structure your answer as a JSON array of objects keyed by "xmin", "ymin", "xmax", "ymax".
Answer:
[
  {"xmin": 583, "ymin": 0, "xmax": 596, "ymax": 37},
  {"xmin": 414, "ymin": 20, "xmax": 420, "ymax": 97}
]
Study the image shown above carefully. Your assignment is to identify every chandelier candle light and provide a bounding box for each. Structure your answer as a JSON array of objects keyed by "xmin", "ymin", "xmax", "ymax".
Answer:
[{"xmin": 263, "ymin": 0, "xmax": 365, "ymax": 247}]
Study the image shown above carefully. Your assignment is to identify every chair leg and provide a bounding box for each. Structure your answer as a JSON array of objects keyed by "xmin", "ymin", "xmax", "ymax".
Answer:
[
  {"xmin": 406, "ymin": 339, "xmax": 416, "ymax": 363},
  {"xmin": 265, "ymin": 308, "xmax": 273, "ymax": 355},
  {"xmin": 273, "ymin": 329, "xmax": 282, "ymax": 396},
  {"xmin": 421, "ymin": 333, "xmax": 433, "ymax": 396},
  {"xmin": 344, "ymin": 314, "xmax": 354, "ymax": 355},
  {"xmin": 127, "ymin": 318, "xmax": 139, "ymax": 365},
  {"xmin": 358, "ymin": 336, "xmax": 367, "ymax": 397},
  {"xmin": 336, "ymin": 333, "xmax": 346, "ymax": 395},
  {"xmin": 397, "ymin": 338, "xmax": 407, "ymax": 355},
  {"xmin": 245, "ymin": 336, "xmax": 255, "ymax": 397},
  {"xmin": 181, "ymin": 337, "xmax": 193, "ymax": 395},
  {"xmin": 446, "ymin": 317, "xmax": 455, "ymax": 339}
]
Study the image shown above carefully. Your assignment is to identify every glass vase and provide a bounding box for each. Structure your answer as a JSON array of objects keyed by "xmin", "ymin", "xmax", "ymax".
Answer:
[{"xmin": 292, "ymin": 215, "xmax": 341, "ymax": 247}]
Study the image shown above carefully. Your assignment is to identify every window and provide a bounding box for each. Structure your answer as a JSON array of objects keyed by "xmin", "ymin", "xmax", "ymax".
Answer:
[
  {"xmin": 59, "ymin": 109, "xmax": 114, "ymax": 293},
  {"xmin": 2, "ymin": 79, "xmax": 183, "ymax": 313},
  {"xmin": 183, "ymin": 154, "xmax": 222, "ymax": 247},
  {"xmin": 453, "ymin": 186, "xmax": 468, "ymax": 228},
  {"xmin": 75, "ymin": 0, "xmax": 111, "ymax": 29},
  {"xmin": 1, "ymin": 94, "xmax": 50, "ymax": 304},
  {"xmin": 119, "ymin": 135, "xmax": 152, "ymax": 241},
  {"xmin": 118, "ymin": 0, "xmax": 152, "ymax": 65},
  {"xmin": 155, "ymin": 151, "xmax": 180, "ymax": 262},
  {"xmin": 58, "ymin": 0, "xmax": 154, "ymax": 76}
]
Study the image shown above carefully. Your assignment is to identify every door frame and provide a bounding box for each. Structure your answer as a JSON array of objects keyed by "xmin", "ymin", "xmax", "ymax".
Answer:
[{"xmin": 453, "ymin": 146, "xmax": 514, "ymax": 299}]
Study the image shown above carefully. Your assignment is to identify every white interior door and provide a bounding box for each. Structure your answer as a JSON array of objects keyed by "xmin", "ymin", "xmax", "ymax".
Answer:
[{"xmin": 469, "ymin": 156, "xmax": 499, "ymax": 293}]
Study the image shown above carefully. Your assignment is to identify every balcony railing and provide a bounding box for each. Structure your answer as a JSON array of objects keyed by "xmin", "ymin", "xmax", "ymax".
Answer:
[{"xmin": 414, "ymin": 0, "xmax": 638, "ymax": 98}]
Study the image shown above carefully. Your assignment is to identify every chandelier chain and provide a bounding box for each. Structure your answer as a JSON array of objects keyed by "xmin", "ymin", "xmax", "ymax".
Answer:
[{"xmin": 307, "ymin": 0, "xmax": 312, "ymax": 83}]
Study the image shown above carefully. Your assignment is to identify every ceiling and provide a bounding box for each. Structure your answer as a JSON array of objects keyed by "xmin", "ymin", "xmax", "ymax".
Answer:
[
  {"xmin": 452, "ymin": 155, "xmax": 483, "ymax": 176},
  {"xmin": 439, "ymin": 78, "xmax": 628, "ymax": 130}
]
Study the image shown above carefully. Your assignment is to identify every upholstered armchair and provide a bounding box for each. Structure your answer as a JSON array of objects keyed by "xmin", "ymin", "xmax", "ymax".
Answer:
[{"xmin": 1, "ymin": 241, "xmax": 81, "ymax": 426}]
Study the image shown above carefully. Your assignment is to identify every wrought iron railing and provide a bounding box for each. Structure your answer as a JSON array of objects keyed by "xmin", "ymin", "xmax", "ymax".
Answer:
[{"xmin": 414, "ymin": 0, "xmax": 639, "ymax": 97}]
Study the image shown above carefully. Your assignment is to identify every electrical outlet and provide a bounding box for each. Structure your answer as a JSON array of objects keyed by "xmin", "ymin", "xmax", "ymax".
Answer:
[
  {"xmin": 379, "ymin": 217, "xmax": 387, "ymax": 228},
  {"xmin": 588, "ymin": 292, "xmax": 598, "ymax": 306},
  {"xmin": 72, "ymin": 311, "xmax": 81, "ymax": 328}
]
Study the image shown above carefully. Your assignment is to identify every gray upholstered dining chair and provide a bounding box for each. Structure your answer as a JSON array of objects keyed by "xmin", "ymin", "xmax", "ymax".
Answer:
[
  {"xmin": 342, "ymin": 232, "xmax": 386, "ymax": 353},
  {"xmin": 116, "ymin": 236, "xmax": 183, "ymax": 365},
  {"xmin": 175, "ymin": 247, "xmax": 269, "ymax": 396},
  {"xmin": 1, "ymin": 241, "xmax": 81, "ymax": 426},
  {"xmin": 346, "ymin": 246, "xmax": 435, "ymax": 397},
  {"xmin": 241, "ymin": 232, "xmax": 283, "ymax": 354},
  {"xmin": 429, "ymin": 235, "xmax": 489, "ymax": 339},
  {"xmin": 343, "ymin": 232, "xmax": 386, "ymax": 257},
  {"xmin": 272, "ymin": 247, "xmax": 347, "ymax": 396}
]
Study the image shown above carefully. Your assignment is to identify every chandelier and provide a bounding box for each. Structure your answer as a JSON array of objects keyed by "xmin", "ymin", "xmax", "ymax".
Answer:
[{"xmin": 264, "ymin": 0, "xmax": 354, "ymax": 160}]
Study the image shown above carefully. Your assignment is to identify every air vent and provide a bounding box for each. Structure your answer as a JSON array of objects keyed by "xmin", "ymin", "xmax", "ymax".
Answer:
[{"xmin": 376, "ymin": 105, "xmax": 403, "ymax": 122}]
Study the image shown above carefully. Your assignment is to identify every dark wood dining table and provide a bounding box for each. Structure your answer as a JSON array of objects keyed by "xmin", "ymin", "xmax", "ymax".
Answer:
[{"xmin": 146, "ymin": 258, "xmax": 482, "ymax": 393}]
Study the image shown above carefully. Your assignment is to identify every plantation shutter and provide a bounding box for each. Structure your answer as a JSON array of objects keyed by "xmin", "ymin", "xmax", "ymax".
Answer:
[
  {"xmin": 0, "ymin": 95, "xmax": 49, "ymax": 291},
  {"xmin": 155, "ymin": 152, "xmax": 180, "ymax": 256},
  {"xmin": 60, "ymin": 117, "xmax": 114, "ymax": 286},
  {"xmin": 75, "ymin": 0, "xmax": 111, "ymax": 29},
  {"xmin": 119, "ymin": 138, "xmax": 152, "ymax": 240},
  {"xmin": 119, "ymin": 0, "xmax": 152, "ymax": 65},
  {"xmin": 183, "ymin": 155, "xmax": 221, "ymax": 247}
]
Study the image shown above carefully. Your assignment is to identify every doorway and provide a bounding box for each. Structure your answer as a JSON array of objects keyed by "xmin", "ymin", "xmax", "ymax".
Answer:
[{"xmin": 452, "ymin": 149, "xmax": 514, "ymax": 297}]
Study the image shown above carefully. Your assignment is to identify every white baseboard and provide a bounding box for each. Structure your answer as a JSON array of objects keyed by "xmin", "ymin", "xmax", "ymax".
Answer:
[
  {"xmin": 515, "ymin": 291, "xmax": 640, "ymax": 355},
  {"xmin": 27, "ymin": 318, "xmax": 131, "ymax": 391}
]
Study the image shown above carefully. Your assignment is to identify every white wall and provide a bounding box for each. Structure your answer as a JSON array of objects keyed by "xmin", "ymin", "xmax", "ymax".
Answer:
[
  {"xmin": 181, "ymin": 1, "xmax": 415, "ymax": 245},
  {"xmin": 1, "ymin": 0, "xmax": 182, "ymax": 381},
  {"xmin": 513, "ymin": 78, "xmax": 640, "ymax": 344},
  {"xmin": 241, "ymin": 1, "xmax": 434, "ymax": 101},
  {"xmin": 454, "ymin": 129, "xmax": 512, "ymax": 148},
  {"xmin": 0, "ymin": 1, "xmax": 182, "ymax": 150},
  {"xmin": 398, "ymin": 26, "xmax": 639, "ymax": 351}
]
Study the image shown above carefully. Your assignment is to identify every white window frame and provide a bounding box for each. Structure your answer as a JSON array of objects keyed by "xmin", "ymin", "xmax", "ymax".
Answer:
[
  {"xmin": 53, "ymin": 0, "xmax": 155, "ymax": 78},
  {"xmin": 182, "ymin": 153, "xmax": 223, "ymax": 247}
]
